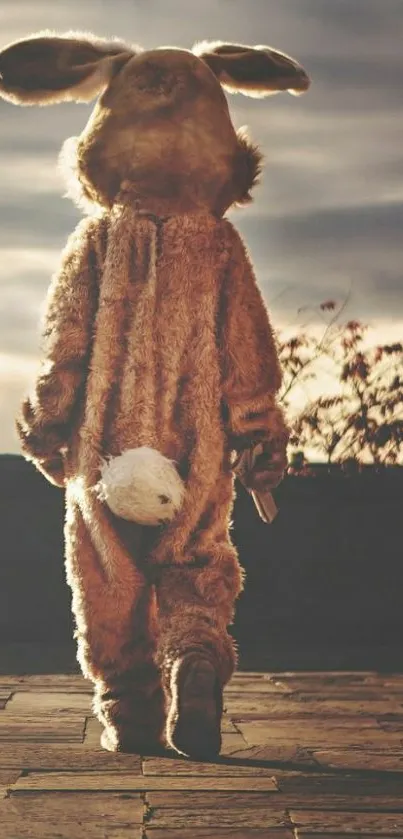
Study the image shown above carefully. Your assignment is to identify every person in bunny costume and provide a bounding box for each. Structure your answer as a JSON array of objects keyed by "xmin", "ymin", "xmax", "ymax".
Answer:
[{"xmin": 0, "ymin": 32, "xmax": 309, "ymax": 758}]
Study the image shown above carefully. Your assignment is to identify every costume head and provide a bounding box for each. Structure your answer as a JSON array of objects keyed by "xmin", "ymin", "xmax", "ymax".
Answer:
[{"xmin": 0, "ymin": 32, "xmax": 310, "ymax": 215}]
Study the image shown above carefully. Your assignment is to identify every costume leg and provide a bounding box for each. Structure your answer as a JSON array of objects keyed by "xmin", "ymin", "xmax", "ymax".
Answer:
[
  {"xmin": 64, "ymin": 498, "xmax": 165, "ymax": 753},
  {"xmin": 153, "ymin": 539, "xmax": 244, "ymax": 757}
]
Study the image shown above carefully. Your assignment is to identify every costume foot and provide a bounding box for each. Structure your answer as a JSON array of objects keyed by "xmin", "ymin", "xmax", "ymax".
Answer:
[
  {"xmin": 100, "ymin": 728, "xmax": 167, "ymax": 756},
  {"xmin": 166, "ymin": 654, "xmax": 222, "ymax": 759}
]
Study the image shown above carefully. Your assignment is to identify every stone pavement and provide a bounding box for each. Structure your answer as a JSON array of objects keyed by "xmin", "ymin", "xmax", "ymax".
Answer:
[{"xmin": 0, "ymin": 670, "xmax": 403, "ymax": 837}]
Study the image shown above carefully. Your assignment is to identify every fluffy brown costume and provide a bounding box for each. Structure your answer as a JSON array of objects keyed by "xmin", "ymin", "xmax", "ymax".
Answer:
[{"xmin": 1, "ymin": 32, "xmax": 309, "ymax": 757}]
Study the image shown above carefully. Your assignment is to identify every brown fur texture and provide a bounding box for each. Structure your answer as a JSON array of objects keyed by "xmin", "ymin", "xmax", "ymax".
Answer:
[{"xmin": 3, "ymin": 31, "xmax": 309, "ymax": 753}]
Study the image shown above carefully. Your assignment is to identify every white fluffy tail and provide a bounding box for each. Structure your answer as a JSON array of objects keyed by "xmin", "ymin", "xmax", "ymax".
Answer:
[{"xmin": 95, "ymin": 447, "xmax": 185, "ymax": 526}]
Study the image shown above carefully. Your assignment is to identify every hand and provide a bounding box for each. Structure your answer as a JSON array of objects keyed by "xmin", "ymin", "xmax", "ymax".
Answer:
[
  {"xmin": 16, "ymin": 403, "xmax": 67, "ymax": 487},
  {"xmin": 233, "ymin": 437, "xmax": 288, "ymax": 492},
  {"xmin": 16, "ymin": 401, "xmax": 66, "ymax": 460},
  {"xmin": 247, "ymin": 444, "xmax": 288, "ymax": 491}
]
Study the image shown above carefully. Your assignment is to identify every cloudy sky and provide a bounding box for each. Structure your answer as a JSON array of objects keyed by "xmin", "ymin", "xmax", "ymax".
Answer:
[{"xmin": 1, "ymin": 0, "xmax": 402, "ymax": 453}]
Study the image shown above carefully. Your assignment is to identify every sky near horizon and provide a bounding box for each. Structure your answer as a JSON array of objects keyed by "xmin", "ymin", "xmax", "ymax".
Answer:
[{"xmin": 0, "ymin": 0, "xmax": 402, "ymax": 453}]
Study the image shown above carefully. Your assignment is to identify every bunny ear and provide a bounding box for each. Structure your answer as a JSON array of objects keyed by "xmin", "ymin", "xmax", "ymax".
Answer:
[
  {"xmin": 193, "ymin": 41, "xmax": 310, "ymax": 97},
  {"xmin": 0, "ymin": 31, "xmax": 138, "ymax": 105}
]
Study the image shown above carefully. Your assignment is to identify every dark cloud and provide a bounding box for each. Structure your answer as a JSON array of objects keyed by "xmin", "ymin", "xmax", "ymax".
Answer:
[
  {"xmin": 234, "ymin": 200, "xmax": 403, "ymax": 323},
  {"xmin": 267, "ymin": 202, "xmax": 403, "ymax": 247},
  {"xmin": 0, "ymin": 195, "xmax": 80, "ymax": 248},
  {"xmin": 305, "ymin": 55, "xmax": 403, "ymax": 94},
  {"xmin": 302, "ymin": 0, "xmax": 403, "ymax": 36}
]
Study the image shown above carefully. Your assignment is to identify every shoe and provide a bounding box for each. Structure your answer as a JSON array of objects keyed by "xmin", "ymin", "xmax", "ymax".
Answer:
[
  {"xmin": 100, "ymin": 727, "xmax": 167, "ymax": 756},
  {"xmin": 166, "ymin": 653, "xmax": 222, "ymax": 759}
]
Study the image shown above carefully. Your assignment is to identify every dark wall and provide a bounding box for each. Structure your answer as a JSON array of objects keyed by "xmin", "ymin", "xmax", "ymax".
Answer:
[
  {"xmin": 0, "ymin": 456, "xmax": 68, "ymax": 642},
  {"xmin": 1, "ymin": 455, "xmax": 403, "ymax": 670}
]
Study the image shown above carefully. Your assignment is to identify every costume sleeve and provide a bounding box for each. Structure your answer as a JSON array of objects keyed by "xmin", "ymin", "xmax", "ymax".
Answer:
[
  {"xmin": 16, "ymin": 216, "xmax": 100, "ymax": 486},
  {"xmin": 219, "ymin": 224, "xmax": 288, "ymax": 453}
]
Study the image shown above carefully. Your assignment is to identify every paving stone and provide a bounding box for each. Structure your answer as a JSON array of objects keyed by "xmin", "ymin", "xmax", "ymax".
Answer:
[
  {"xmin": 0, "ymin": 792, "xmax": 144, "ymax": 837},
  {"xmin": 6, "ymin": 691, "xmax": 93, "ymax": 714},
  {"xmin": 226, "ymin": 697, "xmax": 403, "ymax": 718},
  {"xmin": 0, "ymin": 713, "xmax": 86, "ymax": 742},
  {"xmin": 145, "ymin": 790, "xmax": 290, "ymax": 828},
  {"xmin": 14, "ymin": 771, "xmax": 278, "ymax": 792},
  {"xmin": 0, "ymin": 741, "xmax": 143, "ymax": 771},
  {"xmin": 313, "ymin": 748, "xmax": 403, "ymax": 772},
  {"xmin": 0, "ymin": 675, "xmax": 92, "ymax": 692},
  {"xmin": 289, "ymin": 810, "xmax": 403, "ymax": 835},
  {"xmin": 236, "ymin": 718, "xmax": 403, "ymax": 750},
  {"xmin": 143, "ymin": 756, "xmax": 278, "ymax": 776},
  {"xmin": 144, "ymin": 831, "xmax": 294, "ymax": 838}
]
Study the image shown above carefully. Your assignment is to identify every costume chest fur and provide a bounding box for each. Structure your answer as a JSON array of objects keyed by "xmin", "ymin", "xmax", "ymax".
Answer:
[{"xmin": 80, "ymin": 209, "xmax": 229, "ymax": 474}]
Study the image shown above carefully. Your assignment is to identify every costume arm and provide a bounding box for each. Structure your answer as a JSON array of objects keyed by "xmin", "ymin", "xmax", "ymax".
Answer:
[
  {"xmin": 220, "ymin": 225, "xmax": 289, "ymax": 488},
  {"xmin": 16, "ymin": 217, "xmax": 99, "ymax": 486}
]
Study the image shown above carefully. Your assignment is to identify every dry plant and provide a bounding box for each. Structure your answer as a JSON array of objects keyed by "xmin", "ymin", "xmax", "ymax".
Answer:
[{"xmin": 277, "ymin": 300, "xmax": 403, "ymax": 469}]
